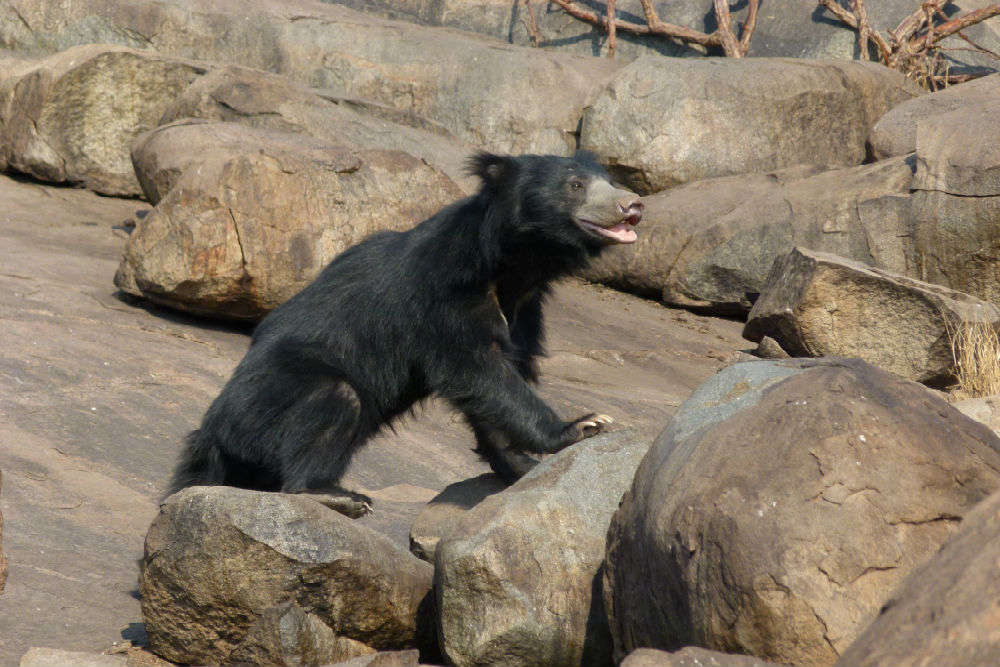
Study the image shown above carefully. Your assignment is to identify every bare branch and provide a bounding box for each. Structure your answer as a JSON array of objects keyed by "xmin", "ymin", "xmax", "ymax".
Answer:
[
  {"xmin": 714, "ymin": 0, "xmax": 743, "ymax": 57},
  {"xmin": 549, "ymin": 0, "xmax": 725, "ymax": 47},
  {"xmin": 522, "ymin": 0, "xmax": 541, "ymax": 47},
  {"xmin": 607, "ymin": 0, "xmax": 617, "ymax": 58},
  {"xmin": 740, "ymin": 0, "xmax": 761, "ymax": 52},
  {"xmin": 926, "ymin": 4, "xmax": 1000, "ymax": 46},
  {"xmin": 819, "ymin": 0, "xmax": 858, "ymax": 29}
]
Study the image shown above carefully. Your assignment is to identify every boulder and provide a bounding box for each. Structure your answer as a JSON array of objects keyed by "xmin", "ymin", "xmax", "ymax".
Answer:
[
  {"xmin": 835, "ymin": 487, "xmax": 1000, "ymax": 666},
  {"xmin": 115, "ymin": 120, "xmax": 463, "ymax": 320},
  {"xmin": 2, "ymin": 0, "xmax": 620, "ymax": 155},
  {"xmin": 326, "ymin": 649, "xmax": 422, "ymax": 666},
  {"xmin": 156, "ymin": 64, "xmax": 479, "ymax": 194},
  {"xmin": 580, "ymin": 57, "xmax": 919, "ymax": 193},
  {"xmin": 139, "ymin": 486, "xmax": 435, "ymax": 665},
  {"xmin": 622, "ymin": 647, "xmax": 783, "ymax": 667},
  {"xmin": 870, "ymin": 72, "xmax": 1000, "ymax": 159},
  {"xmin": 910, "ymin": 99, "xmax": 1000, "ymax": 306},
  {"xmin": 743, "ymin": 247, "xmax": 1000, "ymax": 385},
  {"xmin": 604, "ymin": 358, "xmax": 1000, "ymax": 666},
  {"xmin": 408, "ymin": 474, "xmax": 507, "ymax": 562},
  {"xmin": 435, "ymin": 430, "xmax": 648, "ymax": 667},
  {"xmin": 582, "ymin": 157, "xmax": 915, "ymax": 314},
  {"xmin": 0, "ymin": 44, "xmax": 206, "ymax": 195}
]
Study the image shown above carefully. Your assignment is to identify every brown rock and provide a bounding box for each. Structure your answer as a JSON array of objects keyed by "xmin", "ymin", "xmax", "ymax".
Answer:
[
  {"xmin": 870, "ymin": 72, "xmax": 1000, "ymax": 159},
  {"xmin": 622, "ymin": 647, "xmax": 784, "ymax": 667},
  {"xmin": 580, "ymin": 57, "xmax": 920, "ymax": 194},
  {"xmin": 116, "ymin": 120, "xmax": 463, "ymax": 320},
  {"xmin": 744, "ymin": 247, "xmax": 1000, "ymax": 385},
  {"xmin": 408, "ymin": 474, "xmax": 506, "ymax": 562},
  {"xmin": 835, "ymin": 487, "xmax": 1000, "ymax": 666},
  {"xmin": 604, "ymin": 358, "xmax": 1000, "ymax": 666},
  {"xmin": 436, "ymin": 430, "xmax": 649, "ymax": 667},
  {"xmin": 582, "ymin": 157, "xmax": 915, "ymax": 314},
  {"xmin": 953, "ymin": 394, "xmax": 1000, "ymax": 436},
  {"xmin": 156, "ymin": 65, "xmax": 479, "ymax": 194},
  {"xmin": 325, "ymin": 649, "xmax": 422, "ymax": 667},
  {"xmin": 0, "ymin": 44, "xmax": 206, "ymax": 196},
  {"xmin": 139, "ymin": 486, "xmax": 435, "ymax": 665}
]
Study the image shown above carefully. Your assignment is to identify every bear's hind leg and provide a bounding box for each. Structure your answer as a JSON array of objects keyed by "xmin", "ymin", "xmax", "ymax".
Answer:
[{"xmin": 278, "ymin": 380, "xmax": 374, "ymax": 517}]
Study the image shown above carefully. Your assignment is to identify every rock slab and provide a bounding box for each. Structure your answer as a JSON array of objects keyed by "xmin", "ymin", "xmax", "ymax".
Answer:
[
  {"xmin": 604, "ymin": 358, "xmax": 1000, "ymax": 666},
  {"xmin": 580, "ymin": 57, "xmax": 920, "ymax": 194},
  {"xmin": 744, "ymin": 247, "xmax": 1000, "ymax": 385},
  {"xmin": 435, "ymin": 430, "xmax": 649, "ymax": 667},
  {"xmin": 139, "ymin": 486, "xmax": 434, "ymax": 665}
]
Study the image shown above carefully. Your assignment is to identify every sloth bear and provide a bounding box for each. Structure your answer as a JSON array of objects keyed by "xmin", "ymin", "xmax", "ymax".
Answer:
[{"xmin": 169, "ymin": 151, "xmax": 643, "ymax": 516}]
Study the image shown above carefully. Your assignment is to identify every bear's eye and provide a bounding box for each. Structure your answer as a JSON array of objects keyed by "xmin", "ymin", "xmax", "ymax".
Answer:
[{"xmin": 569, "ymin": 180, "xmax": 584, "ymax": 191}]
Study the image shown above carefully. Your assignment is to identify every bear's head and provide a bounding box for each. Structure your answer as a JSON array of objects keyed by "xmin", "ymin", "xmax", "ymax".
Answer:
[{"xmin": 469, "ymin": 152, "xmax": 643, "ymax": 253}]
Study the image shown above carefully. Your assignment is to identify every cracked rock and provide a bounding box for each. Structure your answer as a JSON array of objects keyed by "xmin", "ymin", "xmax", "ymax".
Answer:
[
  {"xmin": 910, "ymin": 98, "xmax": 1000, "ymax": 306},
  {"xmin": 604, "ymin": 358, "xmax": 1000, "ymax": 667},
  {"xmin": 836, "ymin": 486, "xmax": 1000, "ymax": 666},
  {"xmin": 116, "ymin": 119, "xmax": 462, "ymax": 320}
]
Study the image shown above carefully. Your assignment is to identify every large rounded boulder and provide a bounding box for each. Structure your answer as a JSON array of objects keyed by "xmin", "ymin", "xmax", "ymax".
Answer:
[{"xmin": 604, "ymin": 358, "xmax": 1000, "ymax": 666}]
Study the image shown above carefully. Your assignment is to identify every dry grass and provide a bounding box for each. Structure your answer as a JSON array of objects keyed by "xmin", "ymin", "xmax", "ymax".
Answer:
[{"xmin": 948, "ymin": 318, "xmax": 1000, "ymax": 398}]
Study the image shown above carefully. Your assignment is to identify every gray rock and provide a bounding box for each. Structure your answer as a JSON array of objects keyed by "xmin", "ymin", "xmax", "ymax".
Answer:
[
  {"xmin": 910, "ymin": 99, "xmax": 1000, "ymax": 305},
  {"xmin": 139, "ymin": 486, "xmax": 435, "ymax": 665},
  {"xmin": 744, "ymin": 247, "xmax": 1000, "ymax": 384},
  {"xmin": 580, "ymin": 57, "xmax": 920, "ymax": 193},
  {"xmin": 835, "ymin": 486, "xmax": 1000, "ymax": 666},
  {"xmin": 117, "ymin": 120, "xmax": 462, "ymax": 320},
  {"xmin": 156, "ymin": 64, "xmax": 479, "ymax": 194},
  {"xmin": 604, "ymin": 358, "xmax": 1000, "ymax": 665},
  {"xmin": 870, "ymin": 72, "xmax": 1000, "ymax": 159},
  {"xmin": 435, "ymin": 430, "xmax": 649, "ymax": 667},
  {"xmin": 1, "ymin": 0, "xmax": 621, "ymax": 156},
  {"xmin": 0, "ymin": 44, "xmax": 206, "ymax": 196},
  {"xmin": 582, "ymin": 157, "xmax": 915, "ymax": 314}
]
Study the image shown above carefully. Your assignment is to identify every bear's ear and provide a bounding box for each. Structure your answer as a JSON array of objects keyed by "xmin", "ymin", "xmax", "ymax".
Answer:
[
  {"xmin": 467, "ymin": 152, "xmax": 518, "ymax": 187},
  {"xmin": 573, "ymin": 149, "xmax": 601, "ymax": 165}
]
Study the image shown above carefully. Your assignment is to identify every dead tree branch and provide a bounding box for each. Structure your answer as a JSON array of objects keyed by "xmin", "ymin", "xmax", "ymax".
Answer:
[
  {"xmin": 547, "ymin": 0, "xmax": 760, "ymax": 58},
  {"xmin": 819, "ymin": 0, "xmax": 1000, "ymax": 89}
]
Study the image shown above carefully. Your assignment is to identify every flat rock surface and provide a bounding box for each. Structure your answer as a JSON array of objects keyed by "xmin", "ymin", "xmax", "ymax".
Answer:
[{"xmin": 0, "ymin": 172, "xmax": 746, "ymax": 664}]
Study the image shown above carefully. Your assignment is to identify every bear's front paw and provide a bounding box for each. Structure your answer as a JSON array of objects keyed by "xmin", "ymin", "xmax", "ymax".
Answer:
[{"xmin": 564, "ymin": 413, "xmax": 614, "ymax": 443}]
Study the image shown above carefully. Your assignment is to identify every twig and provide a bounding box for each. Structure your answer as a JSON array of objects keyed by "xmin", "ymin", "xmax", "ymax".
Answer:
[
  {"xmin": 522, "ymin": 0, "xmax": 541, "ymax": 47},
  {"xmin": 607, "ymin": 0, "xmax": 617, "ymax": 58},
  {"xmin": 714, "ymin": 0, "xmax": 743, "ymax": 57},
  {"xmin": 550, "ymin": 0, "xmax": 759, "ymax": 56}
]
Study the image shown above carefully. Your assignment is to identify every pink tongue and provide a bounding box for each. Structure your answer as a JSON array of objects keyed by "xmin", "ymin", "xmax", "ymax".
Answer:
[{"xmin": 604, "ymin": 222, "xmax": 637, "ymax": 244}]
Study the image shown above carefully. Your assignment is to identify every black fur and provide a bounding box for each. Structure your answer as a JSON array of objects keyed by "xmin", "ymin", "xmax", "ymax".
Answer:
[{"xmin": 169, "ymin": 152, "xmax": 640, "ymax": 502}]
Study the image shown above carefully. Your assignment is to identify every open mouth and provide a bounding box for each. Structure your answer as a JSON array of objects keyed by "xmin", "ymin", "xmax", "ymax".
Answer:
[{"xmin": 575, "ymin": 207, "xmax": 642, "ymax": 245}]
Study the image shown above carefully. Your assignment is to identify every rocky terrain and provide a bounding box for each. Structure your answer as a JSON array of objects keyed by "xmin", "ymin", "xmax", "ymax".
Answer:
[{"xmin": 2, "ymin": 0, "xmax": 1000, "ymax": 666}]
